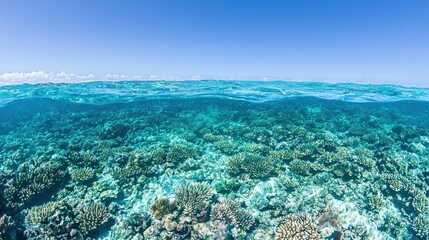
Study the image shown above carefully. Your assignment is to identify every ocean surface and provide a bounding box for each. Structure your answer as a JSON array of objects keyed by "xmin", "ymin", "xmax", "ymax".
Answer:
[{"xmin": 0, "ymin": 80, "xmax": 429, "ymax": 240}]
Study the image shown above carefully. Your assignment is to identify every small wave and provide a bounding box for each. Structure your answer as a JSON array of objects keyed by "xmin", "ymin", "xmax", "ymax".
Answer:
[{"xmin": 0, "ymin": 80, "xmax": 428, "ymax": 107}]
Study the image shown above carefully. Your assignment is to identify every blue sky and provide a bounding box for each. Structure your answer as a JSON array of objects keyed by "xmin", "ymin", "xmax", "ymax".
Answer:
[{"xmin": 0, "ymin": 0, "xmax": 428, "ymax": 85}]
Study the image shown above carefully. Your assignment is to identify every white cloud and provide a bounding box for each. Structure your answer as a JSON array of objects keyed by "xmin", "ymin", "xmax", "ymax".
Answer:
[
  {"xmin": 0, "ymin": 71, "xmax": 202, "ymax": 86},
  {"xmin": 0, "ymin": 71, "xmax": 98, "ymax": 86}
]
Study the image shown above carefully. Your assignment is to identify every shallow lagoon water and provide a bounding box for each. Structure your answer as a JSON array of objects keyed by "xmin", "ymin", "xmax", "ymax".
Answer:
[{"xmin": 0, "ymin": 81, "xmax": 429, "ymax": 239}]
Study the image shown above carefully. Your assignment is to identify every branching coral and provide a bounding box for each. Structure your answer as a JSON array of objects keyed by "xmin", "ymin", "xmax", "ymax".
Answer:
[
  {"xmin": 211, "ymin": 199, "xmax": 254, "ymax": 231},
  {"xmin": 151, "ymin": 198, "xmax": 177, "ymax": 219},
  {"xmin": 24, "ymin": 201, "xmax": 77, "ymax": 239},
  {"xmin": 71, "ymin": 167, "xmax": 95, "ymax": 184},
  {"xmin": 413, "ymin": 213, "xmax": 429, "ymax": 238},
  {"xmin": 175, "ymin": 182, "xmax": 214, "ymax": 215},
  {"xmin": 275, "ymin": 213, "xmax": 320, "ymax": 240},
  {"xmin": 76, "ymin": 202, "xmax": 110, "ymax": 235},
  {"xmin": 0, "ymin": 214, "xmax": 16, "ymax": 240},
  {"xmin": 25, "ymin": 201, "xmax": 63, "ymax": 225},
  {"xmin": 412, "ymin": 191, "xmax": 429, "ymax": 213},
  {"xmin": 368, "ymin": 191, "xmax": 385, "ymax": 210},
  {"xmin": 226, "ymin": 153, "xmax": 274, "ymax": 178},
  {"xmin": 289, "ymin": 159, "xmax": 311, "ymax": 175},
  {"xmin": 4, "ymin": 162, "xmax": 66, "ymax": 210},
  {"xmin": 214, "ymin": 140, "xmax": 236, "ymax": 154},
  {"xmin": 147, "ymin": 144, "xmax": 197, "ymax": 164}
]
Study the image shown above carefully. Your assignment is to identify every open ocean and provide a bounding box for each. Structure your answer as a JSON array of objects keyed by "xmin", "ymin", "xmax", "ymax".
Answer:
[{"xmin": 1, "ymin": 80, "xmax": 429, "ymax": 240}]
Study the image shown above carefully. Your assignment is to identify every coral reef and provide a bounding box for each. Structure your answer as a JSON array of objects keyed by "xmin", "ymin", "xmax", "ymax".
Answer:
[
  {"xmin": 175, "ymin": 182, "xmax": 214, "ymax": 215},
  {"xmin": 151, "ymin": 198, "xmax": 177, "ymax": 219},
  {"xmin": 1, "ymin": 84, "xmax": 429, "ymax": 239},
  {"xmin": 24, "ymin": 201, "xmax": 77, "ymax": 239},
  {"xmin": 0, "ymin": 214, "xmax": 16, "ymax": 240},
  {"xmin": 275, "ymin": 213, "xmax": 319, "ymax": 240},
  {"xmin": 413, "ymin": 213, "xmax": 429, "ymax": 238},
  {"xmin": 226, "ymin": 153, "xmax": 274, "ymax": 178},
  {"xmin": 76, "ymin": 202, "xmax": 110, "ymax": 235},
  {"xmin": 4, "ymin": 162, "xmax": 67, "ymax": 210},
  {"xmin": 71, "ymin": 167, "xmax": 95, "ymax": 184},
  {"xmin": 211, "ymin": 199, "xmax": 255, "ymax": 231}
]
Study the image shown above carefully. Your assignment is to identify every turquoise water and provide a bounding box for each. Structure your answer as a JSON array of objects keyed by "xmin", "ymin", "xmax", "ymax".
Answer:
[{"xmin": 0, "ymin": 81, "xmax": 429, "ymax": 239}]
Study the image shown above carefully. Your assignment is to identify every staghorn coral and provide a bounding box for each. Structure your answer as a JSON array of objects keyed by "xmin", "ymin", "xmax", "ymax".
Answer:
[
  {"xmin": 24, "ymin": 201, "xmax": 78, "ymax": 239},
  {"xmin": 413, "ymin": 213, "xmax": 429, "ymax": 238},
  {"xmin": 151, "ymin": 198, "xmax": 177, "ymax": 219},
  {"xmin": 412, "ymin": 191, "xmax": 429, "ymax": 213},
  {"xmin": 175, "ymin": 182, "xmax": 214, "ymax": 215},
  {"xmin": 71, "ymin": 167, "xmax": 95, "ymax": 184},
  {"xmin": 203, "ymin": 133, "xmax": 223, "ymax": 142},
  {"xmin": 147, "ymin": 144, "xmax": 197, "ymax": 164},
  {"xmin": 4, "ymin": 162, "xmax": 66, "ymax": 210},
  {"xmin": 289, "ymin": 159, "xmax": 311, "ymax": 175},
  {"xmin": 166, "ymin": 144, "xmax": 197, "ymax": 163},
  {"xmin": 226, "ymin": 153, "xmax": 273, "ymax": 178},
  {"xmin": 76, "ymin": 202, "xmax": 110, "ymax": 235},
  {"xmin": 384, "ymin": 174, "xmax": 403, "ymax": 192},
  {"xmin": 0, "ymin": 214, "xmax": 16, "ymax": 240},
  {"xmin": 67, "ymin": 150, "xmax": 99, "ymax": 167},
  {"xmin": 211, "ymin": 199, "xmax": 254, "ymax": 231},
  {"xmin": 275, "ymin": 213, "xmax": 320, "ymax": 240},
  {"xmin": 214, "ymin": 140, "xmax": 236, "ymax": 154},
  {"xmin": 226, "ymin": 154, "xmax": 245, "ymax": 174},
  {"xmin": 25, "ymin": 201, "xmax": 63, "ymax": 225},
  {"xmin": 368, "ymin": 191, "xmax": 385, "ymax": 210}
]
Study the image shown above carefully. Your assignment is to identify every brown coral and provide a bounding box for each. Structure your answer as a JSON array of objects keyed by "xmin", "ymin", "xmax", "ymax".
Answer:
[
  {"xmin": 151, "ymin": 197, "xmax": 177, "ymax": 219},
  {"xmin": 175, "ymin": 182, "xmax": 214, "ymax": 215},
  {"xmin": 211, "ymin": 199, "xmax": 254, "ymax": 231},
  {"xmin": 275, "ymin": 213, "xmax": 320, "ymax": 240},
  {"xmin": 76, "ymin": 202, "xmax": 110, "ymax": 235}
]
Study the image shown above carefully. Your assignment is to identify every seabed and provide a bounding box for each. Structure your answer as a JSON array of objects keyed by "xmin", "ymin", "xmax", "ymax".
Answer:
[{"xmin": 0, "ymin": 81, "xmax": 429, "ymax": 239}]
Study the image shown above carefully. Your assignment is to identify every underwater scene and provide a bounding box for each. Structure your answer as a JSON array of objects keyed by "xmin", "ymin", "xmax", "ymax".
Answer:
[{"xmin": 1, "ymin": 80, "xmax": 429, "ymax": 240}]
